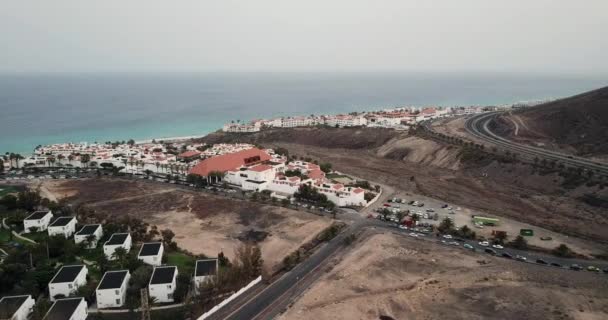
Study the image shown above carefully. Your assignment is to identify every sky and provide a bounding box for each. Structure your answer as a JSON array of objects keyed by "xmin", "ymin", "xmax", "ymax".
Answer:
[{"xmin": 1, "ymin": 0, "xmax": 608, "ymax": 74}]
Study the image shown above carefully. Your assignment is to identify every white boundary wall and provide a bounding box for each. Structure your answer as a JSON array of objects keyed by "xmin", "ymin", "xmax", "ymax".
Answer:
[{"xmin": 198, "ymin": 276, "xmax": 262, "ymax": 320}]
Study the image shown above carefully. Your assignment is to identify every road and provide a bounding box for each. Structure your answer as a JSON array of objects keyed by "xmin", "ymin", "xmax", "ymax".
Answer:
[
  {"xmin": 214, "ymin": 213, "xmax": 608, "ymax": 320},
  {"xmin": 464, "ymin": 112, "xmax": 608, "ymax": 175}
]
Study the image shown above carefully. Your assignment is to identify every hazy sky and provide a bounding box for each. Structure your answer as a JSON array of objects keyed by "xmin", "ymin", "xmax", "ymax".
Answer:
[{"xmin": 2, "ymin": 0, "xmax": 607, "ymax": 73}]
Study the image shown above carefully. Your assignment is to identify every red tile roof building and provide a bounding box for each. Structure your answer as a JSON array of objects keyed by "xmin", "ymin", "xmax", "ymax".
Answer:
[{"xmin": 189, "ymin": 148, "xmax": 271, "ymax": 177}]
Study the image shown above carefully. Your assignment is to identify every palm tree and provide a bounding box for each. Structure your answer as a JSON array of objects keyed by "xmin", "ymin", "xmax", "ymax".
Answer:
[
  {"xmin": 80, "ymin": 154, "xmax": 90, "ymax": 168},
  {"xmin": 112, "ymin": 247, "xmax": 128, "ymax": 268}
]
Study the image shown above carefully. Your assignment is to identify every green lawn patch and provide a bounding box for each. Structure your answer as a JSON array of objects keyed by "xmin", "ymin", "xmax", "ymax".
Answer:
[
  {"xmin": 0, "ymin": 186, "xmax": 19, "ymax": 198},
  {"xmin": 166, "ymin": 251, "xmax": 196, "ymax": 275},
  {"xmin": 326, "ymin": 173, "xmax": 350, "ymax": 180}
]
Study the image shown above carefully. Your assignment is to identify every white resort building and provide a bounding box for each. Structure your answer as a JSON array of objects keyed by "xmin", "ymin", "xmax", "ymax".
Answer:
[
  {"xmin": 47, "ymin": 216, "xmax": 77, "ymax": 238},
  {"xmin": 96, "ymin": 270, "xmax": 131, "ymax": 309},
  {"xmin": 48, "ymin": 265, "xmax": 88, "ymax": 301},
  {"xmin": 148, "ymin": 266, "xmax": 178, "ymax": 303},
  {"xmin": 103, "ymin": 233, "xmax": 132, "ymax": 260},
  {"xmin": 74, "ymin": 224, "xmax": 103, "ymax": 248},
  {"xmin": 23, "ymin": 210, "xmax": 53, "ymax": 233}
]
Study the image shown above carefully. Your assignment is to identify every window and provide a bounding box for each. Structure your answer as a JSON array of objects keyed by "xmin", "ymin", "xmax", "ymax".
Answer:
[
  {"xmin": 68, "ymin": 284, "xmax": 73, "ymax": 289},
  {"xmin": 168, "ymin": 293, "xmax": 173, "ymax": 300},
  {"xmin": 115, "ymin": 290, "xmax": 120, "ymax": 295},
  {"xmin": 167, "ymin": 285, "xmax": 171, "ymax": 289},
  {"xmin": 116, "ymin": 299, "xmax": 121, "ymax": 305}
]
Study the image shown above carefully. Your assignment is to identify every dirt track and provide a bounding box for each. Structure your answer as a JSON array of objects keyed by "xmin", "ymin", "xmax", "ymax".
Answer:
[{"xmin": 280, "ymin": 232, "xmax": 608, "ymax": 320}]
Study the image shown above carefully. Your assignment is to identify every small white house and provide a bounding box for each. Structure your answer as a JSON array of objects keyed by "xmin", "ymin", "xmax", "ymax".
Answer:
[
  {"xmin": 23, "ymin": 210, "xmax": 53, "ymax": 233},
  {"xmin": 138, "ymin": 242, "xmax": 164, "ymax": 266},
  {"xmin": 74, "ymin": 224, "xmax": 103, "ymax": 249},
  {"xmin": 194, "ymin": 259, "xmax": 218, "ymax": 294},
  {"xmin": 103, "ymin": 233, "xmax": 132, "ymax": 260},
  {"xmin": 148, "ymin": 266, "xmax": 178, "ymax": 303},
  {"xmin": 96, "ymin": 270, "xmax": 131, "ymax": 309},
  {"xmin": 47, "ymin": 216, "xmax": 77, "ymax": 238},
  {"xmin": 44, "ymin": 297, "xmax": 88, "ymax": 320},
  {"xmin": 48, "ymin": 265, "xmax": 88, "ymax": 301},
  {"xmin": 0, "ymin": 295, "xmax": 35, "ymax": 320}
]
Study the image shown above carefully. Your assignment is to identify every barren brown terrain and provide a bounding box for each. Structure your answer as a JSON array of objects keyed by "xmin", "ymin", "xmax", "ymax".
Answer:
[
  {"xmin": 42, "ymin": 179, "xmax": 333, "ymax": 270},
  {"xmin": 202, "ymin": 127, "xmax": 608, "ymax": 249},
  {"xmin": 491, "ymin": 86, "xmax": 608, "ymax": 158},
  {"xmin": 280, "ymin": 232, "xmax": 608, "ymax": 320}
]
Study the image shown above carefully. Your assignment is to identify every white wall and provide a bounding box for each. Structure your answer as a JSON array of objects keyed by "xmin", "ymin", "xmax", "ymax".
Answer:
[
  {"xmin": 23, "ymin": 213, "xmax": 53, "ymax": 233},
  {"xmin": 138, "ymin": 245, "xmax": 164, "ymax": 266},
  {"xmin": 96, "ymin": 273, "xmax": 130, "ymax": 309},
  {"xmin": 48, "ymin": 218, "xmax": 77, "ymax": 238},
  {"xmin": 67, "ymin": 298, "xmax": 88, "ymax": 320},
  {"xmin": 74, "ymin": 227, "xmax": 103, "ymax": 249},
  {"xmin": 104, "ymin": 236, "xmax": 132, "ymax": 260},
  {"xmin": 149, "ymin": 271, "xmax": 177, "ymax": 303},
  {"xmin": 49, "ymin": 267, "xmax": 88, "ymax": 301},
  {"xmin": 1, "ymin": 295, "xmax": 35, "ymax": 320}
]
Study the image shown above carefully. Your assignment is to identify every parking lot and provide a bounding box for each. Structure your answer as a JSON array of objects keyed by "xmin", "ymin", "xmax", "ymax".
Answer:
[{"xmin": 367, "ymin": 193, "xmax": 608, "ymax": 275}]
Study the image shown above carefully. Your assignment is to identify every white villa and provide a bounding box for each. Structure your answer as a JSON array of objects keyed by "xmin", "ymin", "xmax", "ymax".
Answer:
[
  {"xmin": 96, "ymin": 270, "xmax": 131, "ymax": 309},
  {"xmin": 47, "ymin": 216, "xmax": 77, "ymax": 238},
  {"xmin": 23, "ymin": 210, "xmax": 53, "ymax": 233},
  {"xmin": 103, "ymin": 233, "xmax": 132, "ymax": 260},
  {"xmin": 138, "ymin": 242, "xmax": 164, "ymax": 266},
  {"xmin": 194, "ymin": 259, "xmax": 218, "ymax": 294},
  {"xmin": 48, "ymin": 265, "xmax": 88, "ymax": 301},
  {"xmin": 44, "ymin": 298, "xmax": 88, "ymax": 320},
  {"xmin": 0, "ymin": 295, "xmax": 35, "ymax": 320},
  {"xmin": 148, "ymin": 266, "xmax": 178, "ymax": 303},
  {"xmin": 74, "ymin": 224, "xmax": 103, "ymax": 249}
]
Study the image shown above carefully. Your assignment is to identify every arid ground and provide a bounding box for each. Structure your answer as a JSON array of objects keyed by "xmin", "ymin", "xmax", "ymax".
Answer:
[
  {"xmin": 41, "ymin": 178, "xmax": 333, "ymax": 270},
  {"xmin": 280, "ymin": 232, "xmax": 608, "ymax": 320}
]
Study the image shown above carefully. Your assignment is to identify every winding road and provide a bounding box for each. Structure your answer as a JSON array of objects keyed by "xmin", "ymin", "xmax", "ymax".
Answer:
[{"xmin": 464, "ymin": 112, "xmax": 608, "ymax": 176}]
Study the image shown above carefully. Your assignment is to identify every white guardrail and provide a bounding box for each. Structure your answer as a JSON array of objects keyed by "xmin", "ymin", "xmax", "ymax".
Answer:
[{"xmin": 198, "ymin": 276, "xmax": 262, "ymax": 320}]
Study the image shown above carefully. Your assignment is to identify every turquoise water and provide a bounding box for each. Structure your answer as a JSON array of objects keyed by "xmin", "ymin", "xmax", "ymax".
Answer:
[{"xmin": 1, "ymin": 72, "xmax": 606, "ymax": 154}]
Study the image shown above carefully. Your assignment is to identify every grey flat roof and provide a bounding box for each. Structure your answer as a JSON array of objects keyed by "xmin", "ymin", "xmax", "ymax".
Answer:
[
  {"xmin": 139, "ymin": 243, "xmax": 162, "ymax": 256},
  {"xmin": 150, "ymin": 266, "xmax": 176, "ymax": 285},
  {"xmin": 43, "ymin": 298, "xmax": 83, "ymax": 320},
  {"xmin": 105, "ymin": 233, "xmax": 129, "ymax": 246},
  {"xmin": 76, "ymin": 224, "xmax": 101, "ymax": 236},
  {"xmin": 25, "ymin": 210, "xmax": 51, "ymax": 220},
  {"xmin": 97, "ymin": 270, "xmax": 128, "ymax": 290},
  {"xmin": 49, "ymin": 216, "xmax": 74, "ymax": 227},
  {"xmin": 0, "ymin": 295, "xmax": 30, "ymax": 318},
  {"xmin": 195, "ymin": 259, "xmax": 218, "ymax": 277},
  {"xmin": 50, "ymin": 265, "xmax": 85, "ymax": 284}
]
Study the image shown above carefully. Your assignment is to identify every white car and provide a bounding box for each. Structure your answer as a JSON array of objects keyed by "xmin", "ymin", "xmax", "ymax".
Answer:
[
  {"xmin": 442, "ymin": 234, "xmax": 453, "ymax": 239},
  {"xmin": 492, "ymin": 244, "xmax": 504, "ymax": 249},
  {"xmin": 409, "ymin": 232, "xmax": 418, "ymax": 237},
  {"xmin": 478, "ymin": 241, "xmax": 490, "ymax": 247}
]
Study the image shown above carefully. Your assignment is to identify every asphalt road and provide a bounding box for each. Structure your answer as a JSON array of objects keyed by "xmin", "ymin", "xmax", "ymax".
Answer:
[{"xmin": 464, "ymin": 112, "xmax": 608, "ymax": 175}]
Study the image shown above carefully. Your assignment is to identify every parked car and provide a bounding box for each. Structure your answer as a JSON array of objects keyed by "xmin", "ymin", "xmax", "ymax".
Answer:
[
  {"xmin": 587, "ymin": 266, "xmax": 600, "ymax": 272},
  {"xmin": 491, "ymin": 244, "xmax": 504, "ymax": 249},
  {"xmin": 463, "ymin": 243, "xmax": 474, "ymax": 250},
  {"xmin": 515, "ymin": 255, "xmax": 527, "ymax": 262},
  {"xmin": 550, "ymin": 262, "xmax": 562, "ymax": 268},
  {"xmin": 478, "ymin": 241, "xmax": 490, "ymax": 247},
  {"xmin": 540, "ymin": 236, "xmax": 553, "ymax": 241},
  {"xmin": 484, "ymin": 248, "xmax": 496, "ymax": 255},
  {"xmin": 442, "ymin": 234, "xmax": 453, "ymax": 239},
  {"xmin": 501, "ymin": 252, "xmax": 513, "ymax": 259},
  {"xmin": 536, "ymin": 259, "xmax": 548, "ymax": 265},
  {"xmin": 570, "ymin": 264, "xmax": 582, "ymax": 271}
]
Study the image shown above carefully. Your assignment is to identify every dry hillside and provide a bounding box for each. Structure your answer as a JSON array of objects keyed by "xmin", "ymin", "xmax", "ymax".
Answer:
[{"xmin": 492, "ymin": 86, "xmax": 608, "ymax": 157}]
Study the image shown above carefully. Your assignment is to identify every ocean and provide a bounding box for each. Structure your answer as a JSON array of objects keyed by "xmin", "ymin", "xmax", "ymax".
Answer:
[{"xmin": 0, "ymin": 72, "xmax": 606, "ymax": 155}]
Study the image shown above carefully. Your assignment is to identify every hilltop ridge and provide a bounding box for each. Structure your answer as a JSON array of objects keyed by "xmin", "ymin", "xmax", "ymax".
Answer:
[{"xmin": 493, "ymin": 86, "xmax": 608, "ymax": 157}]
